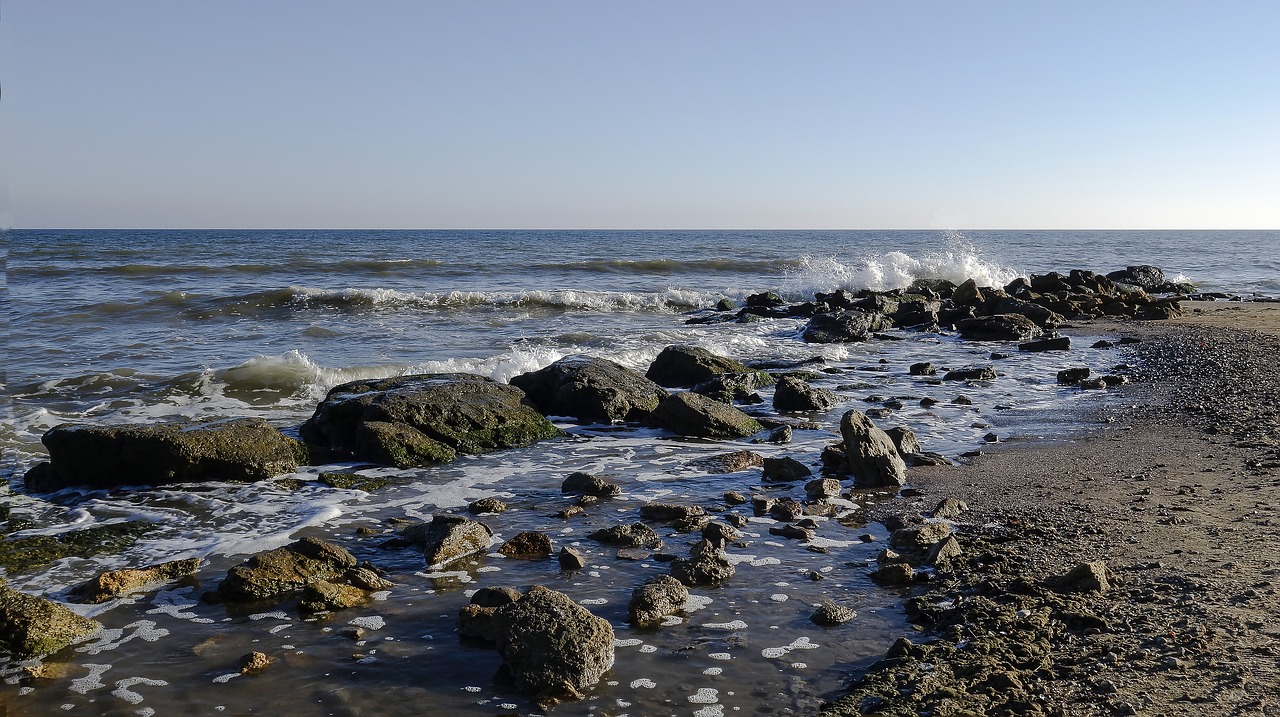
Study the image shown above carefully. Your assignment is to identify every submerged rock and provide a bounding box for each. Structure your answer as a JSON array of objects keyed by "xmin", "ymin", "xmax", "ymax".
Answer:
[
  {"xmin": 0, "ymin": 585, "xmax": 102, "ymax": 658},
  {"xmin": 70, "ymin": 557, "xmax": 202, "ymax": 604},
  {"xmin": 511, "ymin": 355, "xmax": 669, "ymax": 424},
  {"xmin": 299, "ymin": 373, "xmax": 562, "ymax": 467},
  {"xmin": 31, "ymin": 418, "xmax": 304, "ymax": 490}
]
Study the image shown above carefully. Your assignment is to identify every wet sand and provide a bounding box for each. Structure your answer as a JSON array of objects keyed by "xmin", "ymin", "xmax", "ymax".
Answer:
[{"xmin": 824, "ymin": 301, "xmax": 1280, "ymax": 716}]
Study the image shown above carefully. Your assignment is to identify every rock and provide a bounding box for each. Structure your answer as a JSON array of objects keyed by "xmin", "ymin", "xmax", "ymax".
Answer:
[
  {"xmin": 69, "ymin": 557, "xmax": 202, "ymax": 604},
  {"xmin": 756, "ymin": 424, "xmax": 793, "ymax": 444},
  {"xmin": 345, "ymin": 566, "xmax": 393, "ymax": 591},
  {"xmin": 952, "ymin": 278, "xmax": 984, "ymax": 306},
  {"xmin": 560, "ymin": 471, "xmax": 621, "ymax": 497},
  {"xmin": 924, "ymin": 535, "xmax": 963, "ymax": 565},
  {"xmin": 406, "ymin": 515, "xmax": 494, "ymax": 569},
  {"xmin": 645, "ymin": 346, "xmax": 768, "ymax": 388},
  {"xmin": 692, "ymin": 372, "xmax": 770, "ymax": 404},
  {"xmin": 467, "ymin": 497, "xmax": 508, "ymax": 515},
  {"xmin": 299, "ymin": 373, "xmax": 562, "ymax": 466},
  {"xmin": 1019, "ymin": 336, "xmax": 1071, "ymax": 352},
  {"xmin": 768, "ymin": 497, "xmax": 805, "ymax": 522},
  {"xmin": 952, "ymin": 395, "xmax": 973, "ymax": 405},
  {"xmin": 616, "ymin": 547, "xmax": 652, "ymax": 560},
  {"xmin": 985, "ymin": 296, "xmax": 1066, "ymax": 328},
  {"xmin": 554, "ymin": 505, "xmax": 584, "ymax": 519},
  {"xmin": 0, "ymin": 585, "xmax": 102, "ymax": 658},
  {"xmin": 1106, "ymin": 265, "xmax": 1166, "ymax": 290},
  {"xmin": 839, "ymin": 409, "xmax": 907, "ymax": 488},
  {"xmin": 558, "ymin": 547, "xmax": 587, "ymax": 570},
  {"xmin": 802, "ymin": 310, "xmax": 889, "ymax": 343},
  {"xmin": 670, "ymin": 541, "xmax": 735, "ymax": 586},
  {"xmin": 805, "ymin": 477, "xmax": 842, "ymax": 499},
  {"xmin": 701, "ymin": 522, "xmax": 742, "ymax": 549},
  {"xmin": 32, "ymin": 418, "xmax": 303, "ymax": 490},
  {"xmin": 628, "ymin": 574, "xmax": 689, "ymax": 626},
  {"xmin": 491, "ymin": 586, "xmax": 615, "ymax": 698},
  {"xmin": 0, "ymin": 520, "xmax": 157, "ymax": 575},
  {"xmin": 298, "ymin": 579, "xmax": 369, "ymax": 613},
  {"xmin": 930, "ymin": 497, "xmax": 968, "ymax": 519},
  {"xmin": 772, "ymin": 376, "xmax": 838, "ymax": 412},
  {"xmin": 588, "ymin": 523, "xmax": 663, "ymax": 550},
  {"xmin": 746, "ymin": 291, "xmax": 786, "ymax": 307},
  {"xmin": 942, "ymin": 365, "xmax": 996, "ymax": 382},
  {"xmin": 810, "ymin": 600, "xmax": 857, "ymax": 626},
  {"xmin": 770, "ymin": 524, "xmax": 814, "ymax": 540},
  {"xmin": 870, "ymin": 562, "xmax": 915, "ymax": 586},
  {"xmin": 955, "ymin": 315, "xmax": 1043, "ymax": 342},
  {"xmin": 723, "ymin": 491, "xmax": 748, "ymax": 505},
  {"xmin": 909, "ymin": 362, "xmax": 937, "ymax": 376},
  {"xmin": 239, "ymin": 651, "xmax": 272, "ymax": 675},
  {"xmin": 498, "ymin": 531, "xmax": 553, "ymax": 559},
  {"xmin": 1050, "ymin": 561, "xmax": 1116, "ymax": 593},
  {"xmin": 905, "ymin": 452, "xmax": 955, "ymax": 467},
  {"xmin": 1057, "ymin": 367, "xmax": 1091, "ymax": 385},
  {"xmin": 510, "ymin": 355, "xmax": 669, "ymax": 423},
  {"xmin": 1136, "ymin": 299, "xmax": 1183, "ymax": 320},
  {"xmin": 639, "ymin": 502, "xmax": 705, "ymax": 522},
  {"xmin": 762, "ymin": 456, "xmax": 812, "ymax": 482},
  {"xmin": 691, "ymin": 450, "xmax": 765, "ymax": 473},
  {"xmin": 890, "ymin": 522, "xmax": 952, "ymax": 550},
  {"xmin": 649, "ymin": 392, "xmax": 763, "ymax": 439},
  {"xmin": 219, "ymin": 537, "xmax": 358, "ymax": 602},
  {"xmin": 885, "ymin": 426, "xmax": 922, "ymax": 456}
]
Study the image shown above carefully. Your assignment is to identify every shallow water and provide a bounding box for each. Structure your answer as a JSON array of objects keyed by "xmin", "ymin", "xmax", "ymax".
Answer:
[{"xmin": 3, "ymin": 228, "xmax": 1274, "ymax": 715}]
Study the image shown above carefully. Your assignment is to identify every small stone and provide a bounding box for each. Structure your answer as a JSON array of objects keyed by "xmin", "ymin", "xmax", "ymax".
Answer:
[
  {"xmin": 810, "ymin": 601, "xmax": 857, "ymax": 626},
  {"xmin": 467, "ymin": 497, "xmax": 508, "ymax": 515},
  {"xmin": 498, "ymin": 531, "xmax": 553, "ymax": 559},
  {"xmin": 558, "ymin": 547, "xmax": 587, "ymax": 571},
  {"xmin": 239, "ymin": 651, "xmax": 272, "ymax": 675},
  {"xmin": 930, "ymin": 497, "xmax": 968, "ymax": 519},
  {"xmin": 554, "ymin": 505, "xmax": 584, "ymax": 519},
  {"xmin": 561, "ymin": 472, "xmax": 621, "ymax": 497},
  {"xmin": 723, "ymin": 491, "xmax": 748, "ymax": 505}
]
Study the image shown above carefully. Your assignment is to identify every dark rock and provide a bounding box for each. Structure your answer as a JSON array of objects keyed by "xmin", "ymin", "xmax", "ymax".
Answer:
[
  {"xmin": 355, "ymin": 420, "xmax": 456, "ymax": 468},
  {"xmin": 0, "ymin": 520, "xmax": 157, "ymax": 574},
  {"xmin": 715, "ymin": 298, "xmax": 737, "ymax": 311},
  {"xmin": 560, "ymin": 472, "xmax": 621, "ymax": 497},
  {"xmin": 909, "ymin": 362, "xmax": 937, "ymax": 376},
  {"xmin": 491, "ymin": 586, "xmax": 615, "ymax": 697},
  {"xmin": 955, "ymin": 315, "xmax": 1043, "ymax": 342},
  {"xmin": 885, "ymin": 426, "xmax": 922, "ymax": 456},
  {"xmin": 756, "ymin": 424, "xmax": 793, "ymax": 444},
  {"xmin": 345, "ymin": 566, "xmax": 393, "ymax": 591},
  {"xmin": 649, "ymin": 392, "xmax": 763, "ymax": 439},
  {"xmin": 1106, "ymin": 265, "xmax": 1166, "ymax": 290},
  {"xmin": 802, "ymin": 310, "xmax": 890, "ymax": 343},
  {"xmin": 219, "ymin": 537, "xmax": 358, "ymax": 602},
  {"xmin": 499, "ymin": 531, "xmax": 553, "ymax": 559},
  {"xmin": 673, "ymin": 513, "xmax": 713, "ymax": 533},
  {"xmin": 690, "ymin": 450, "xmax": 764, "ymax": 473},
  {"xmin": 768, "ymin": 497, "xmax": 804, "ymax": 521},
  {"xmin": 772, "ymin": 376, "xmax": 838, "ymax": 412},
  {"xmin": 405, "ymin": 515, "xmax": 494, "ymax": 569},
  {"xmin": 34, "ymin": 418, "xmax": 303, "ymax": 490},
  {"xmin": 810, "ymin": 600, "xmax": 857, "ymax": 626},
  {"xmin": 628, "ymin": 574, "xmax": 689, "ymax": 626},
  {"xmin": 985, "ymin": 296, "xmax": 1066, "ymax": 328},
  {"xmin": 298, "ymin": 579, "xmax": 369, "ymax": 613},
  {"xmin": 805, "ymin": 477, "xmax": 842, "ymax": 499},
  {"xmin": 905, "ymin": 451, "xmax": 954, "ymax": 467},
  {"xmin": 942, "ymin": 365, "xmax": 996, "ymax": 382},
  {"xmin": 589, "ymin": 523, "xmax": 663, "ymax": 550},
  {"xmin": 770, "ymin": 524, "xmax": 814, "ymax": 540},
  {"xmin": 762, "ymin": 456, "xmax": 812, "ymax": 482},
  {"xmin": 467, "ymin": 497, "xmax": 508, "ymax": 515},
  {"xmin": 746, "ymin": 291, "xmax": 786, "ymax": 307},
  {"xmin": 670, "ymin": 541, "xmax": 735, "ymax": 586},
  {"xmin": 0, "ymin": 585, "xmax": 103, "ymax": 657},
  {"xmin": 639, "ymin": 502, "xmax": 705, "ymax": 522},
  {"xmin": 558, "ymin": 547, "xmax": 587, "ymax": 571},
  {"xmin": 300, "ymin": 374, "xmax": 562, "ymax": 466},
  {"xmin": 69, "ymin": 557, "xmax": 202, "ymax": 604},
  {"xmin": 951, "ymin": 279, "xmax": 984, "ymax": 306},
  {"xmin": 839, "ymin": 409, "xmax": 907, "ymax": 488},
  {"xmin": 701, "ymin": 522, "xmax": 742, "ymax": 549},
  {"xmin": 952, "ymin": 395, "xmax": 973, "ymax": 405},
  {"xmin": 510, "ymin": 355, "xmax": 669, "ymax": 424},
  {"xmin": 645, "ymin": 345, "xmax": 769, "ymax": 388},
  {"xmin": 1136, "ymin": 299, "xmax": 1183, "ymax": 320},
  {"xmin": 692, "ymin": 372, "xmax": 769, "ymax": 404},
  {"xmin": 870, "ymin": 562, "xmax": 915, "ymax": 585},
  {"xmin": 1057, "ymin": 367, "xmax": 1091, "ymax": 385},
  {"xmin": 1019, "ymin": 336, "xmax": 1071, "ymax": 352}
]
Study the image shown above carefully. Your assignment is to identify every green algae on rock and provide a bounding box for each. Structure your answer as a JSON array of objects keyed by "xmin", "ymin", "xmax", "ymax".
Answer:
[{"xmin": 0, "ymin": 520, "xmax": 158, "ymax": 574}]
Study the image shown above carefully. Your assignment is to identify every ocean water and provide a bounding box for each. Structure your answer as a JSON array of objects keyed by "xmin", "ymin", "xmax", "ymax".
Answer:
[{"xmin": 1, "ymin": 228, "xmax": 1277, "ymax": 715}]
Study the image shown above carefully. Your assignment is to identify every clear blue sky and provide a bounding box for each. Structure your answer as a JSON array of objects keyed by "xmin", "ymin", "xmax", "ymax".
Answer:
[{"xmin": 5, "ymin": 1, "xmax": 1278, "ymax": 229}]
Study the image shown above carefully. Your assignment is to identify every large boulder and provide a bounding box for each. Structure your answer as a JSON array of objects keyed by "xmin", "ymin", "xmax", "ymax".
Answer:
[
  {"xmin": 645, "ymin": 346, "xmax": 769, "ymax": 388},
  {"xmin": 649, "ymin": 392, "xmax": 762, "ymax": 439},
  {"xmin": 218, "ymin": 537, "xmax": 357, "ymax": 602},
  {"xmin": 802, "ymin": 310, "xmax": 890, "ymax": 343},
  {"xmin": 0, "ymin": 584, "xmax": 102, "ymax": 658},
  {"xmin": 839, "ymin": 409, "xmax": 906, "ymax": 488},
  {"xmin": 405, "ymin": 515, "xmax": 494, "ymax": 569},
  {"xmin": 984, "ymin": 297, "xmax": 1066, "ymax": 329},
  {"xmin": 955, "ymin": 314, "xmax": 1043, "ymax": 342},
  {"xmin": 511, "ymin": 356, "xmax": 669, "ymax": 424},
  {"xmin": 491, "ymin": 586, "xmax": 615, "ymax": 699},
  {"xmin": 772, "ymin": 376, "xmax": 838, "ymax": 412},
  {"xmin": 299, "ymin": 373, "xmax": 563, "ymax": 466},
  {"xmin": 1106, "ymin": 265, "xmax": 1165, "ymax": 290},
  {"xmin": 30, "ymin": 418, "xmax": 304, "ymax": 490}
]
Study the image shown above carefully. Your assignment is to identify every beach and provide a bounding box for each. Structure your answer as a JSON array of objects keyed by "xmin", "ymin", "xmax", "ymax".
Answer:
[{"xmin": 825, "ymin": 302, "xmax": 1280, "ymax": 716}]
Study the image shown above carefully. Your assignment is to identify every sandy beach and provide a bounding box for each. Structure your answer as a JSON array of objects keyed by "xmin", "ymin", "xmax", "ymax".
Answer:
[{"xmin": 824, "ymin": 301, "xmax": 1280, "ymax": 716}]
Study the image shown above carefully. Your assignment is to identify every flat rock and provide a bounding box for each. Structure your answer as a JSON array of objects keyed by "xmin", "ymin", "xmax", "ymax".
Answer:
[
  {"xmin": 70, "ymin": 557, "xmax": 202, "ymax": 604},
  {"xmin": 762, "ymin": 456, "xmax": 812, "ymax": 482},
  {"xmin": 955, "ymin": 314, "xmax": 1043, "ymax": 342},
  {"xmin": 511, "ymin": 355, "xmax": 669, "ymax": 424},
  {"xmin": 649, "ymin": 392, "xmax": 763, "ymax": 439},
  {"xmin": 219, "ymin": 537, "xmax": 358, "ymax": 602},
  {"xmin": 802, "ymin": 310, "xmax": 890, "ymax": 343}
]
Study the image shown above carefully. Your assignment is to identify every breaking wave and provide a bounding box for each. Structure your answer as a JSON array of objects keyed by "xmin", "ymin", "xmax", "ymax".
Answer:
[{"xmin": 780, "ymin": 234, "xmax": 1019, "ymax": 297}]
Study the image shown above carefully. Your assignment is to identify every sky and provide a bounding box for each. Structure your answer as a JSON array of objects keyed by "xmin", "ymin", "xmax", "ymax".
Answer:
[{"xmin": 4, "ymin": 1, "xmax": 1279, "ymax": 230}]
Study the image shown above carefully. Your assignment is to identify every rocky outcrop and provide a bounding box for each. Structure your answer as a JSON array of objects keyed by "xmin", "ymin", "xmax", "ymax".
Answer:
[
  {"xmin": 802, "ymin": 310, "xmax": 891, "ymax": 343},
  {"xmin": 773, "ymin": 376, "xmax": 838, "ymax": 412},
  {"xmin": 218, "ymin": 537, "xmax": 357, "ymax": 602},
  {"xmin": 491, "ymin": 586, "xmax": 615, "ymax": 702},
  {"xmin": 511, "ymin": 356, "xmax": 669, "ymax": 424},
  {"xmin": 1106, "ymin": 265, "xmax": 1165, "ymax": 290},
  {"xmin": 405, "ymin": 515, "xmax": 494, "ymax": 569},
  {"xmin": 628, "ymin": 574, "xmax": 689, "ymax": 626},
  {"xmin": 649, "ymin": 392, "xmax": 762, "ymax": 439},
  {"xmin": 589, "ymin": 523, "xmax": 663, "ymax": 550},
  {"xmin": 955, "ymin": 315, "xmax": 1043, "ymax": 342},
  {"xmin": 299, "ymin": 373, "xmax": 563, "ymax": 467},
  {"xmin": 0, "ymin": 584, "xmax": 102, "ymax": 658},
  {"xmin": 29, "ymin": 418, "xmax": 304, "ymax": 491},
  {"xmin": 645, "ymin": 346, "xmax": 770, "ymax": 388},
  {"xmin": 70, "ymin": 557, "xmax": 202, "ymax": 604},
  {"xmin": 837, "ymin": 409, "xmax": 907, "ymax": 488},
  {"xmin": 670, "ymin": 540, "xmax": 735, "ymax": 586}
]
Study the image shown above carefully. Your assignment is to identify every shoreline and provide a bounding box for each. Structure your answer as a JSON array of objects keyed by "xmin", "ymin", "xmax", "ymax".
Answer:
[{"xmin": 824, "ymin": 301, "xmax": 1280, "ymax": 716}]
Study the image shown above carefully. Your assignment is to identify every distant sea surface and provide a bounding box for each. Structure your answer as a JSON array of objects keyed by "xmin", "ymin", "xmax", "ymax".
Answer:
[{"xmin": 2, "ymin": 228, "xmax": 1277, "ymax": 715}]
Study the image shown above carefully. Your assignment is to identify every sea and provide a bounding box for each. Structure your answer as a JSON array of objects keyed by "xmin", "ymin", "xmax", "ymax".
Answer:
[{"xmin": 2, "ymin": 229, "xmax": 1277, "ymax": 716}]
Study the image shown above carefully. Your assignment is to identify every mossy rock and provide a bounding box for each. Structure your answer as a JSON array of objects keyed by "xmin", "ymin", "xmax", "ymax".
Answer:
[
  {"xmin": 319, "ymin": 471, "xmax": 404, "ymax": 492},
  {"xmin": 0, "ymin": 586, "xmax": 102, "ymax": 658},
  {"xmin": 0, "ymin": 520, "xmax": 157, "ymax": 574}
]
